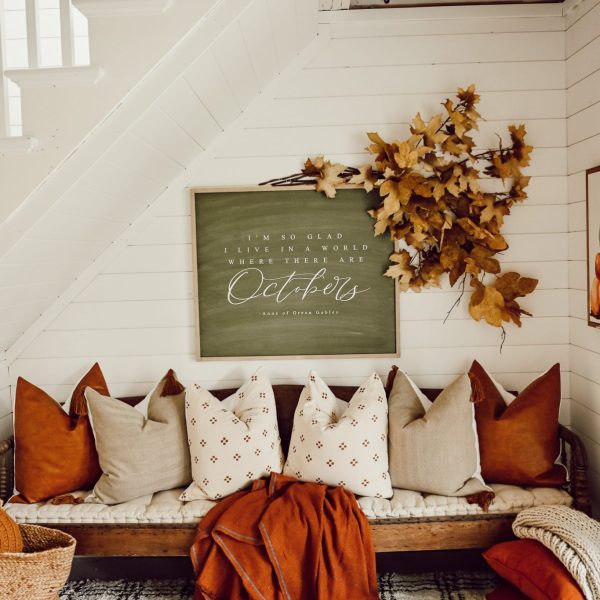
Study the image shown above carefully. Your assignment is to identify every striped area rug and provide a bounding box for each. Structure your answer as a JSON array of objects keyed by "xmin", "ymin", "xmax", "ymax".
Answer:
[{"xmin": 60, "ymin": 572, "xmax": 501, "ymax": 599}]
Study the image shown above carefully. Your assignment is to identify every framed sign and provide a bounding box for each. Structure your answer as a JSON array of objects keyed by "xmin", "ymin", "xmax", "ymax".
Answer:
[
  {"xmin": 191, "ymin": 186, "xmax": 399, "ymax": 360},
  {"xmin": 587, "ymin": 166, "xmax": 600, "ymax": 328}
]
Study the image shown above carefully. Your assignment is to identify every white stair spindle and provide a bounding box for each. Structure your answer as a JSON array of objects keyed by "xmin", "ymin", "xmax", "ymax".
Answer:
[
  {"xmin": 25, "ymin": 0, "xmax": 39, "ymax": 68},
  {"xmin": 60, "ymin": 0, "xmax": 74, "ymax": 67}
]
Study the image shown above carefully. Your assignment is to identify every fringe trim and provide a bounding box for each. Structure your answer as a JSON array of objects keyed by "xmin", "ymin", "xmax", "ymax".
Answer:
[
  {"xmin": 465, "ymin": 490, "xmax": 495, "ymax": 512},
  {"xmin": 385, "ymin": 365, "xmax": 399, "ymax": 396},
  {"xmin": 468, "ymin": 371, "xmax": 485, "ymax": 404},
  {"xmin": 50, "ymin": 494, "xmax": 85, "ymax": 505}
]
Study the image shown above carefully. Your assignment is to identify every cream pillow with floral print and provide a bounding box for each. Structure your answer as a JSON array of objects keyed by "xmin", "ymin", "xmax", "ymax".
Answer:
[
  {"xmin": 180, "ymin": 369, "xmax": 284, "ymax": 501},
  {"xmin": 283, "ymin": 371, "xmax": 392, "ymax": 498}
]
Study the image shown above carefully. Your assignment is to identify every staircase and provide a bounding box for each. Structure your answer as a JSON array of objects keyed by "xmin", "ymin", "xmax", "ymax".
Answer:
[{"xmin": 0, "ymin": 0, "xmax": 224, "ymax": 223}]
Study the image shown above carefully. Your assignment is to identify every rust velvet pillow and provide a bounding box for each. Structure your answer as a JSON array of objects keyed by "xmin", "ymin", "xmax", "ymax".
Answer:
[
  {"xmin": 13, "ymin": 363, "xmax": 110, "ymax": 503},
  {"xmin": 469, "ymin": 361, "xmax": 566, "ymax": 487},
  {"xmin": 484, "ymin": 540, "xmax": 584, "ymax": 600}
]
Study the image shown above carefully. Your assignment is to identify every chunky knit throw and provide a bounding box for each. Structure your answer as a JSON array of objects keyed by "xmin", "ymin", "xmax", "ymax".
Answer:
[{"xmin": 513, "ymin": 505, "xmax": 600, "ymax": 600}]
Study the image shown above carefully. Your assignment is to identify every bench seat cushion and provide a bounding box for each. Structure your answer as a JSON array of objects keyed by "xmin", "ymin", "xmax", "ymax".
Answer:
[{"xmin": 3, "ymin": 484, "xmax": 572, "ymax": 525}]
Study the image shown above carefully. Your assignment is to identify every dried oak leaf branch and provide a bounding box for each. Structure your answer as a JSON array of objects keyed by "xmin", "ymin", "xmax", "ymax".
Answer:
[{"xmin": 260, "ymin": 85, "xmax": 538, "ymax": 330}]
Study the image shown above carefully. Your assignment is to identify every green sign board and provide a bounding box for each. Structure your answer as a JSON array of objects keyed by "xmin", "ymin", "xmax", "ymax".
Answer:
[{"xmin": 192, "ymin": 187, "xmax": 399, "ymax": 359}]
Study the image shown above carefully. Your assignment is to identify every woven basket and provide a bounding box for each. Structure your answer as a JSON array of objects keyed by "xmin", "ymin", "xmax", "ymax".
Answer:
[{"xmin": 0, "ymin": 524, "xmax": 76, "ymax": 600}]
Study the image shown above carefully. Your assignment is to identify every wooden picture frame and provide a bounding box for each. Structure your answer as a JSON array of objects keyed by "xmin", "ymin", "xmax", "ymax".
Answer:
[
  {"xmin": 586, "ymin": 166, "xmax": 600, "ymax": 328},
  {"xmin": 190, "ymin": 185, "xmax": 400, "ymax": 360}
]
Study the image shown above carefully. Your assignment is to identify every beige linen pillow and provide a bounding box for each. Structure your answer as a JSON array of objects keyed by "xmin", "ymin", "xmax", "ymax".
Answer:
[
  {"xmin": 85, "ymin": 370, "xmax": 191, "ymax": 504},
  {"xmin": 388, "ymin": 369, "xmax": 489, "ymax": 496},
  {"xmin": 283, "ymin": 371, "xmax": 392, "ymax": 498},
  {"xmin": 180, "ymin": 369, "xmax": 284, "ymax": 501}
]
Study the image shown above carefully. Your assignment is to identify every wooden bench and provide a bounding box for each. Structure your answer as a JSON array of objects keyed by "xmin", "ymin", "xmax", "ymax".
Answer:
[{"xmin": 0, "ymin": 385, "xmax": 591, "ymax": 557}]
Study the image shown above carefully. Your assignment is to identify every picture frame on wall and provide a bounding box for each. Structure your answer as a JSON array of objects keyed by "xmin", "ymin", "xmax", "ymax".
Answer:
[
  {"xmin": 190, "ymin": 186, "xmax": 400, "ymax": 360},
  {"xmin": 587, "ymin": 166, "xmax": 600, "ymax": 329}
]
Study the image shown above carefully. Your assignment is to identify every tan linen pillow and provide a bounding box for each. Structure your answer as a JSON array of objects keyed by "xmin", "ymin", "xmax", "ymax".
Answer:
[
  {"xmin": 388, "ymin": 369, "xmax": 489, "ymax": 496},
  {"xmin": 85, "ymin": 370, "xmax": 191, "ymax": 504}
]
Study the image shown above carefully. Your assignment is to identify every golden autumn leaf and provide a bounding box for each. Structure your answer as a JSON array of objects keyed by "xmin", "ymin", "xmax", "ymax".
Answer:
[
  {"xmin": 303, "ymin": 156, "xmax": 346, "ymax": 199},
  {"xmin": 469, "ymin": 279, "xmax": 505, "ymax": 327},
  {"xmin": 349, "ymin": 164, "xmax": 379, "ymax": 193},
  {"xmin": 384, "ymin": 250, "xmax": 416, "ymax": 291}
]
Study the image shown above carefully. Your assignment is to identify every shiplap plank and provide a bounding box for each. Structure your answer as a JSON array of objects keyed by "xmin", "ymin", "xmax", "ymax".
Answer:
[
  {"xmin": 569, "ymin": 231, "xmax": 586, "ymax": 261},
  {"xmin": 0, "ymin": 238, "xmax": 108, "ymax": 266},
  {"xmin": 25, "ymin": 212, "xmax": 125, "ymax": 245},
  {"xmin": 33, "ymin": 371, "xmax": 571, "ymax": 404},
  {"xmin": 20, "ymin": 315, "xmax": 567, "ymax": 360},
  {"xmin": 131, "ymin": 105, "xmax": 203, "ymax": 169},
  {"xmin": 569, "ymin": 201, "xmax": 586, "ymax": 232},
  {"xmin": 571, "ymin": 315, "xmax": 600, "ymax": 355},
  {"xmin": 213, "ymin": 119, "xmax": 565, "ymax": 159},
  {"xmin": 330, "ymin": 16, "xmax": 565, "ymax": 38},
  {"xmin": 310, "ymin": 33, "xmax": 564, "ymax": 69},
  {"xmin": 267, "ymin": 0, "xmax": 301, "ymax": 71},
  {"xmin": 76, "ymin": 159, "xmax": 168, "ymax": 213},
  {"xmin": 207, "ymin": 148, "xmax": 566, "ymax": 177},
  {"xmin": 238, "ymin": 0, "xmax": 279, "ymax": 90},
  {"xmin": 56, "ymin": 186, "xmax": 143, "ymax": 223},
  {"xmin": 0, "ymin": 263, "xmax": 85, "ymax": 289},
  {"xmin": 75, "ymin": 272, "xmax": 194, "ymax": 303},
  {"xmin": 211, "ymin": 25, "xmax": 260, "ymax": 110},
  {"xmin": 103, "ymin": 244, "xmax": 193, "ymax": 274},
  {"xmin": 571, "ymin": 402, "xmax": 600, "ymax": 462},
  {"xmin": 568, "ymin": 101, "xmax": 600, "ymax": 145},
  {"xmin": 252, "ymin": 90, "xmax": 567, "ymax": 128},
  {"xmin": 567, "ymin": 69, "xmax": 600, "ymax": 117},
  {"xmin": 275, "ymin": 62, "xmax": 565, "ymax": 99},
  {"xmin": 566, "ymin": 0, "xmax": 600, "ymax": 57},
  {"xmin": 157, "ymin": 77, "xmax": 221, "ymax": 149},
  {"xmin": 10, "ymin": 345, "xmax": 570, "ymax": 385},
  {"xmin": 566, "ymin": 33, "xmax": 600, "ymax": 87},
  {"xmin": 0, "ymin": 281, "xmax": 65, "ymax": 311},
  {"xmin": 571, "ymin": 372, "xmax": 600, "ymax": 416},
  {"xmin": 565, "ymin": 0, "xmax": 600, "ymax": 28},
  {"xmin": 0, "ymin": 388, "xmax": 11, "ymax": 419},
  {"xmin": 184, "ymin": 52, "xmax": 241, "ymax": 131},
  {"xmin": 568, "ymin": 134, "xmax": 600, "ymax": 175},
  {"xmin": 569, "ymin": 289, "xmax": 587, "ymax": 318},
  {"xmin": 569, "ymin": 260, "xmax": 587, "ymax": 291},
  {"xmin": 571, "ymin": 345, "xmax": 600, "ymax": 385},
  {"xmin": 568, "ymin": 172, "xmax": 586, "ymax": 204},
  {"xmin": 103, "ymin": 133, "xmax": 184, "ymax": 186}
]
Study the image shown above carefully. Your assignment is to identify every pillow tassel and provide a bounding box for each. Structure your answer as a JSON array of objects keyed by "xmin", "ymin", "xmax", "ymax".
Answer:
[
  {"xmin": 161, "ymin": 369, "xmax": 185, "ymax": 397},
  {"xmin": 69, "ymin": 392, "xmax": 89, "ymax": 418},
  {"xmin": 49, "ymin": 494, "xmax": 84, "ymax": 505},
  {"xmin": 385, "ymin": 365, "xmax": 399, "ymax": 396},
  {"xmin": 466, "ymin": 490, "xmax": 495, "ymax": 512},
  {"xmin": 468, "ymin": 371, "xmax": 485, "ymax": 404}
]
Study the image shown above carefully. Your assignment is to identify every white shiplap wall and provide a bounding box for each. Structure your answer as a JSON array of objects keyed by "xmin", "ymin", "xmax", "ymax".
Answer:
[
  {"xmin": 566, "ymin": 0, "xmax": 600, "ymax": 509},
  {"xmin": 7, "ymin": 6, "xmax": 571, "ymax": 432}
]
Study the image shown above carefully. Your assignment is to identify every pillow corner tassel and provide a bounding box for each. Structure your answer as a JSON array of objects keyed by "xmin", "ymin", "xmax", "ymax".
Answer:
[
  {"xmin": 468, "ymin": 371, "xmax": 484, "ymax": 404},
  {"xmin": 161, "ymin": 369, "xmax": 185, "ymax": 397}
]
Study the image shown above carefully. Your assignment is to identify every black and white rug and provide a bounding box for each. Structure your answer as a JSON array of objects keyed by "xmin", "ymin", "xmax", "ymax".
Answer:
[{"xmin": 60, "ymin": 572, "xmax": 501, "ymax": 599}]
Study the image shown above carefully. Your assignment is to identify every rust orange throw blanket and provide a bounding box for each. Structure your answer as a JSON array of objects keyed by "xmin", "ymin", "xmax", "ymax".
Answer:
[{"xmin": 190, "ymin": 473, "xmax": 379, "ymax": 600}]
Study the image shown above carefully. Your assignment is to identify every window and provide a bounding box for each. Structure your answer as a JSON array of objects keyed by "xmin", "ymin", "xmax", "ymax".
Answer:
[{"xmin": 1, "ymin": 0, "xmax": 90, "ymax": 137}]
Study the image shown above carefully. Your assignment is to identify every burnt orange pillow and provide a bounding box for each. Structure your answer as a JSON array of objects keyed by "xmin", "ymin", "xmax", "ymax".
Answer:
[
  {"xmin": 484, "ymin": 540, "xmax": 584, "ymax": 600},
  {"xmin": 13, "ymin": 363, "xmax": 110, "ymax": 503},
  {"xmin": 469, "ymin": 361, "xmax": 566, "ymax": 486}
]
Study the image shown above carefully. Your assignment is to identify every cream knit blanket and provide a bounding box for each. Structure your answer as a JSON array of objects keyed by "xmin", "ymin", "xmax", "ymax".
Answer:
[{"xmin": 513, "ymin": 505, "xmax": 600, "ymax": 600}]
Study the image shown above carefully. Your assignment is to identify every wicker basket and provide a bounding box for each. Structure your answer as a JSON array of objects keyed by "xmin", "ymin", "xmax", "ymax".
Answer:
[{"xmin": 0, "ymin": 524, "xmax": 76, "ymax": 600}]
